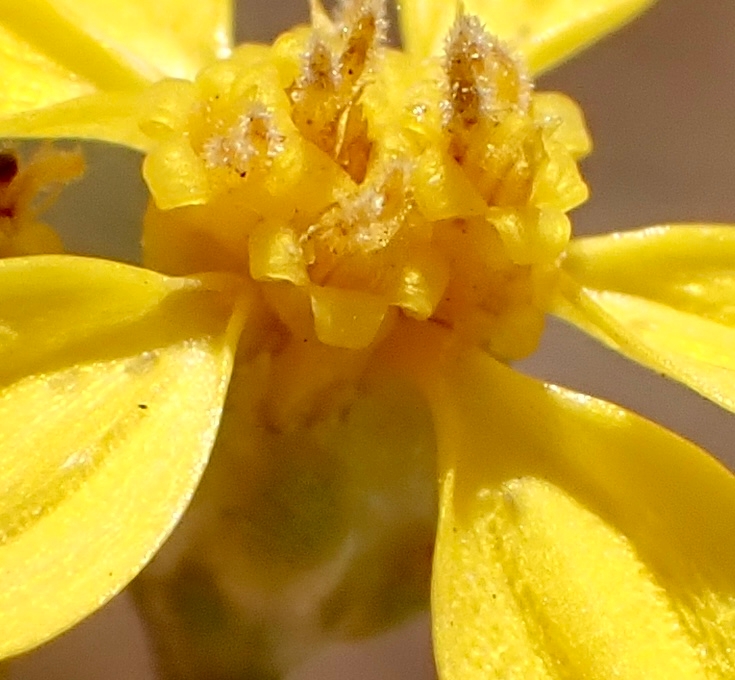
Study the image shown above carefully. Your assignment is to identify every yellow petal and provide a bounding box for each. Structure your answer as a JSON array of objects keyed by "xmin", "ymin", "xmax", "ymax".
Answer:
[
  {"xmin": 392, "ymin": 327, "xmax": 735, "ymax": 679},
  {"xmin": 398, "ymin": 0, "xmax": 656, "ymax": 74},
  {"xmin": 0, "ymin": 92, "xmax": 150, "ymax": 150},
  {"xmin": 553, "ymin": 225, "xmax": 735, "ymax": 414},
  {"xmin": 0, "ymin": 255, "xmax": 245, "ymax": 659},
  {"xmin": 0, "ymin": 0, "xmax": 231, "ymax": 145}
]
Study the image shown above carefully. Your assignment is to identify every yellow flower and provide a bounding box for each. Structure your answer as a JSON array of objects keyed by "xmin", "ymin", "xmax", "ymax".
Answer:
[
  {"xmin": 0, "ymin": 147, "xmax": 83, "ymax": 257},
  {"xmin": 2, "ymin": 1, "xmax": 735, "ymax": 678}
]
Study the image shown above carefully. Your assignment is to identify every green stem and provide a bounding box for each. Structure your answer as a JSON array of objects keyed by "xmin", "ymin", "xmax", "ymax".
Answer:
[{"xmin": 131, "ymin": 338, "xmax": 437, "ymax": 679}]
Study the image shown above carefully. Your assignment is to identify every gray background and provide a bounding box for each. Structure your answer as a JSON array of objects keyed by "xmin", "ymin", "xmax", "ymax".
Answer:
[{"xmin": 11, "ymin": 0, "xmax": 735, "ymax": 677}]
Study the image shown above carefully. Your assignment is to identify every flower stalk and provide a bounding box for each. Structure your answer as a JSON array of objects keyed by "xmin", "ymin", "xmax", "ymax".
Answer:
[{"xmin": 131, "ymin": 335, "xmax": 437, "ymax": 679}]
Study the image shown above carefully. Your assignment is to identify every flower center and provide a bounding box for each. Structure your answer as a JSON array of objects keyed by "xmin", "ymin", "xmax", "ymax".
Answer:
[{"xmin": 140, "ymin": 0, "xmax": 589, "ymax": 359}]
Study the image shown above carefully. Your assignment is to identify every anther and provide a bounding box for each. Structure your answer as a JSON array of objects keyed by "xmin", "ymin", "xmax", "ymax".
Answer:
[
  {"xmin": 442, "ymin": 12, "xmax": 531, "ymax": 132},
  {"xmin": 301, "ymin": 162, "xmax": 411, "ymax": 284},
  {"xmin": 289, "ymin": 0, "xmax": 381, "ymax": 182},
  {"xmin": 288, "ymin": 38, "xmax": 343, "ymax": 155},
  {"xmin": 335, "ymin": 0, "xmax": 387, "ymax": 87},
  {"xmin": 202, "ymin": 104, "xmax": 284, "ymax": 176}
]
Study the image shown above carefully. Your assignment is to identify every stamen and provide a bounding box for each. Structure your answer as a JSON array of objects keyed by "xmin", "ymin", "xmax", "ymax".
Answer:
[
  {"xmin": 439, "ymin": 12, "xmax": 538, "ymax": 205},
  {"xmin": 288, "ymin": 0, "xmax": 383, "ymax": 181},
  {"xmin": 339, "ymin": 162, "xmax": 408, "ymax": 251},
  {"xmin": 202, "ymin": 103, "xmax": 285, "ymax": 176},
  {"xmin": 301, "ymin": 162, "xmax": 411, "ymax": 286},
  {"xmin": 443, "ymin": 12, "xmax": 531, "ymax": 132},
  {"xmin": 335, "ymin": 0, "xmax": 387, "ymax": 87},
  {"xmin": 335, "ymin": 95, "xmax": 371, "ymax": 183},
  {"xmin": 288, "ymin": 38, "xmax": 343, "ymax": 156},
  {"xmin": 301, "ymin": 38, "xmax": 343, "ymax": 92}
]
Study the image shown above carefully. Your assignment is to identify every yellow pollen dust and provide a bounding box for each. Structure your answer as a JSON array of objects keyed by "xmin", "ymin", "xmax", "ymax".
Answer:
[
  {"xmin": 140, "ymin": 0, "xmax": 590, "ymax": 358},
  {"xmin": 201, "ymin": 103, "xmax": 286, "ymax": 177},
  {"xmin": 0, "ymin": 147, "xmax": 84, "ymax": 258}
]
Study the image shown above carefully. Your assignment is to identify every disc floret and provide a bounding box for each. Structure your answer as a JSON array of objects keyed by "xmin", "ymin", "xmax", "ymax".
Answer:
[{"xmin": 140, "ymin": 0, "xmax": 590, "ymax": 359}]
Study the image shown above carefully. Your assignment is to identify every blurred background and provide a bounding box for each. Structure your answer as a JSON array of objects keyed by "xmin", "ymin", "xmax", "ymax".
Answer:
[{"xmin": 10, "ymin": 0, "xmax": 735, "ymax": 677}]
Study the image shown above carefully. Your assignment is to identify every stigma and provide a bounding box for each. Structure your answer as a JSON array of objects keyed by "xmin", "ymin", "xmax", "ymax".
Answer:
[{"xmin": 140, "ymin": 0, "xmax": 590, "ymax": 359}]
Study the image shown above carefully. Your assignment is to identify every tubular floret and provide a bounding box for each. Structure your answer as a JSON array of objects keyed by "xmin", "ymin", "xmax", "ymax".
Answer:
[{"xmin": 140, "ymin": 1, "xmax": 591, "ymax": 357}]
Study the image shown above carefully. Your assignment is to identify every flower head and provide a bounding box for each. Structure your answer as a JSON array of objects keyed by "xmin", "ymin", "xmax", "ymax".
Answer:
[
  {"xmin": 137, "ymin": 2, "xmax": 588, "ymax": 361},
  {"xmin": 2, "ymin": 1, "xmax": 735, "ymax": 678}
]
